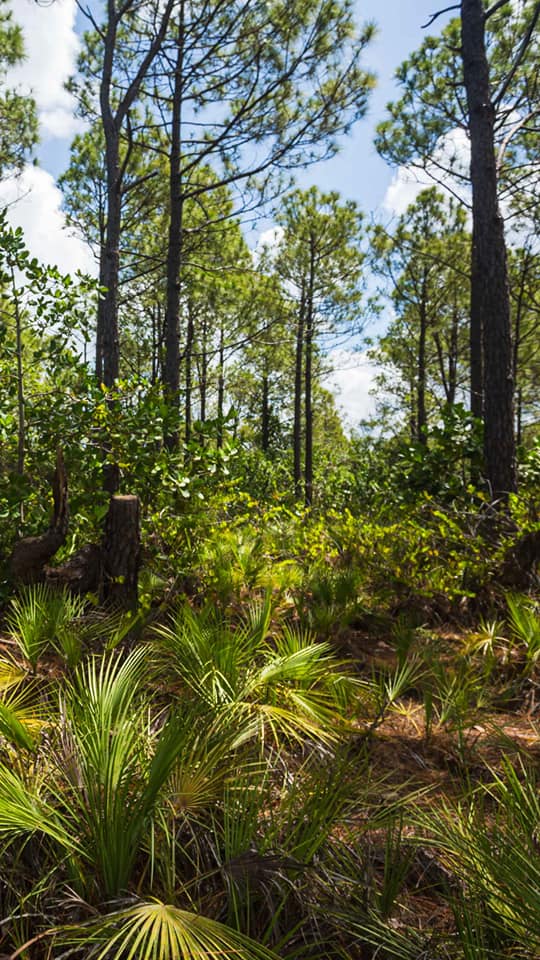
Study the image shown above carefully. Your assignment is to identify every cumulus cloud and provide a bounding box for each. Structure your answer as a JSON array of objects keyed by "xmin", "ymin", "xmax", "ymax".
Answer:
[
  {"xmin": 324, "ymin": 349, "xmax": 379, "ymax": 429},
  {"xmin": 382, "ymin": 127, "xmax": 471, "ymax": 217},
  {"xmin": 0, "ymin": 165, "xmax": 95, "ymax": 276},
  {"xmin": 252, "ymin": 225, "xmax": 285, "ymax": 266},
  {"xmin": 9, "ymin": 0, "xmax": 83, "ymax": 140}
]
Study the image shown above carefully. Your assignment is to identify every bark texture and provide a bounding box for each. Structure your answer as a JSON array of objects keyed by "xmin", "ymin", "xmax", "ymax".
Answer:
[
  {"xmin": 46, "ymin": 544, "xmax": 102, "ymax": 595},
  {"xmin": 101, "ymin": 494, "xmax": 141, "ymax": 610},
  {"xmin": 461, "ymin": 0, "xmax": 516, "ymax": 498},
  {"xmin": 164, "ymin": 8, "xmax": 185, "ymax": 450},
  {"xmin": 10, "ymin": 448, "xmax": 69, "ymax": 584}
]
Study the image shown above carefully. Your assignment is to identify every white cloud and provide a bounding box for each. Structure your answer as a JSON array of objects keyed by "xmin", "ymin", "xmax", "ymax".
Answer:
[
  {"xmin": 9, "ymin": 0, "xmax": 83, "ymax": 140},
  {"xmin": 382, "ymin": 167, "xmax": 432, "ymax": 217},
  {"xmin": 325, "ymin": 348, "xmax": 379, "ymax": 428},
  {"xmin": 252, "ymin": 225, "xmax": 285, "ymax": 266},
  {"xmin": 0, "ymin": 165, "xmax": 95, "ymax": 276},
  {"xmin": 382, "ymin": 127, "xmax": 471, "ymax": 217},
  {"xmin": 258, "ymin": 226, "xmax": 284, "ymax": 249}
]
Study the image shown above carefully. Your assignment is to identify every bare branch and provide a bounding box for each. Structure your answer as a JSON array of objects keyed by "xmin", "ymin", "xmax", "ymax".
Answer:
[
  {"xmin": 421, "ymin": 4, "xmax": 460, "ymax": 29},
  {"xmin": 497, "ymin": 107, "xmax": 539, "ymax": 173}
]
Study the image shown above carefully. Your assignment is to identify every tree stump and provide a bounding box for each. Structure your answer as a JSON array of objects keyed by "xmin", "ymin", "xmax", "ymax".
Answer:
[
  {"xmin": 101, "ymin": 495, "xmax": 140, "ymax": 610},
  {"xmin": 10, "ymin": 447, "xmax": 69, "ymax": 584}
]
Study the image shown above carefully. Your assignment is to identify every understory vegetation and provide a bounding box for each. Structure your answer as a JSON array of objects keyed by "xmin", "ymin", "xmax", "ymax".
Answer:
[
  {"xmin": 0, "ymin": 452, "xmax": 539, "ymax": 958},
  {"xmin": 0, "ymin": 0, "xmax": 539, "ymax": 955}
]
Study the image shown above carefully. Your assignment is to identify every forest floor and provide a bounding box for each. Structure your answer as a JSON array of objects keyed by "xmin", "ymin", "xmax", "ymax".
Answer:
[{"xmin": 337, "ymin": 620, "xmax": 540, "ymax": 945}]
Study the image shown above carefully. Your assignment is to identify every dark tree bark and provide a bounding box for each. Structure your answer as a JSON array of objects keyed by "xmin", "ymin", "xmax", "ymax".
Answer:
[
  {"xmin": 46, "ymin": 544, "xmax": 102, "ymax": 596},
  {"xmin": 96, "ymin": 0, "xmax": 175, "ymax": 387},
  {"xmin": 101, "ymin": 494, "xmax": 140, "ymax": 610},
  {"xmin": 185, "ymin": 301, "xmax": 194, "ymax": 445},
  {"xmin": 261, "ymin": 367, "xmax": 270, "ymax": 453},
  {"xmin": 217, "ymin": 320, "xmax": 225, "ymax": 450},
  {"xmin": 417, "ymin": 274, "xmax": 428, "ymax": 444},
  {"xmin": 96, "ymin": 6, "xmax": 121, "ymax": 388},
  {"xmin": 164, "ymin": 5, "xmax": 185, "ymax": 450},
  {"xmin": 293, "ymin": 284, "xmax": 305, "ymax": 501},
  {"xmin": 10, "ymin": 448, "xmax": 69, "ymax": 584},
  {"xmin": 199, "ymin": 316, "xmax": 208, "ymax": 423},
  {"xmin": 304, "ymin": 239, "xmax": 316, "ymax": 507},
  {"xmin": 461, "ymin": 0, "xmax": 517, "ymax": 499}
]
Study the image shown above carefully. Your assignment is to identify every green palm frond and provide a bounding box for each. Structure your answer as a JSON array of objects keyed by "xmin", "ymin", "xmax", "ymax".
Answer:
[
  {"xmin": 61, "ymin": 650, "xmax": 187, "ymax": 896},
  {"xmin": 0, "ymin": 699, "xmax": 37, "ymax": 751},
  {"xmin": 6, "ymin": 584, "xmax": 90, "ymax": 671},
  {"xmin": 413, "ymin": 765, "xmax": 540, "ymax": 949},
  {"xmin": 507, "ymin": 593, "xmax": 540, "ymax": 669},
  {"xmin": 153, "ymin": 604, "xmax": 352, "ymax": 746},
  {"xmin": 0, "ymin": 764, "xmax": 78, "ymax": 851},
  {"xmin": 0, "ymin": 655, "xmax": 27, "ymax": 691},
  {"xmin": 57, "ymin": 900, "xmax": 280, "ymax": 960}
]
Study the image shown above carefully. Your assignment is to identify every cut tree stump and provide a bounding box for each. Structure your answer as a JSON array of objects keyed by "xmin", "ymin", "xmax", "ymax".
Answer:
[
  {"xmin": 101, "ymin": 494, "xmax": 140, "ymax": 610},
  {"xmin": 10, "ymin": 447, "xmax": 69, "ymax": 584}
]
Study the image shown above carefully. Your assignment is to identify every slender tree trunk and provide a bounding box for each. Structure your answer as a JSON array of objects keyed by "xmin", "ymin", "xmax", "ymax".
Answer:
[
  {"xmin": 151, "ymin": 303, "xmax": 159, "ymax": 384},
  {"xmin": 516, "ymin": 387, "xmax": 522, "ymax": 446},
  {"xmin": 12, "ymin": 267, "xmax": 24, "ymax": 481},
  {"xmin": 261, "ymin": 366, "xmax": 270, "ymax": 452},
  {"xmin": 96, "ymin": 0, "xmax": 175, "ymax": 387},
  {"xmin": 461, "ymin": 0, "xmax": 516, "ymax": 499},
  {"xmin": 185, "ymin": 302, "xmax": 194, "ymax": 444},
  {"xmin": 469, "ymin": 287, "xmax": 483, "ymax": 419},
  {"xmin": 293, "ymin": 284, "xmax": 305, "ymax": 500},
  {"xmin": 512, "ymin": 249, "xmax": 528, "ymax": 440},
  {"xmin": 199, "ymin": 317, "xmax": 208, "ymax": 422},
  {"xmin": 304, "ymin": 239, "xmax": 316, "ymax": 507},
  {"xmin": 217, "ymin": 321, "xmax": 225, "ymax": 449},
  {"xmin": 448, "ymin": 299, "xmax": 459, "ymax": 407},
  {"xmin": 417, "ymin": 275, "xmax": 428, "ymax": 444},
  {"xmin": 99, "ymin": 136, "xmax": 121, "ymax": 387},
  {"xmin": 164, "ymin": 5, "xmax": 185, "ymax": 450}
]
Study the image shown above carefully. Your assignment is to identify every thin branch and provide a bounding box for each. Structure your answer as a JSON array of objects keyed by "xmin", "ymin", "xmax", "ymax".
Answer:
[
  {"xmin": 492, "ymin": 1, "xmax": 540, "ymax": 108},
  {"xmin": 484, "ymin": 0, "xmax": 510, "ymax": 21},
  {"xmin": 421, "ymin": 4, "xmax": 460, "ymax": 29},
  {"xmin": 497, "ymin": 107, "xmax": 539, "ymax": 173}
]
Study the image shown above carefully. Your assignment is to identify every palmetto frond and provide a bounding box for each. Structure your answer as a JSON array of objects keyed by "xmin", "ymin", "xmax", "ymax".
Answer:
[
  {"xmin": 152, "ymin": 599, "xmax": 353, "ymax": 746},
  {"xmin": 56, "ymin": 899, "xmax": 280, "ymax": 960}
]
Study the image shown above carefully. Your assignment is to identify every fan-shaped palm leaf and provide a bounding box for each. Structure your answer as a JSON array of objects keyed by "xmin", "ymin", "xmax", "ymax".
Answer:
[{"xmin": 57, "ymin": 899, "xmax": 280, "ymax": 960}]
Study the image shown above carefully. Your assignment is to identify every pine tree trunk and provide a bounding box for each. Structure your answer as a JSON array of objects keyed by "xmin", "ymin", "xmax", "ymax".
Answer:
[
  {"xmin": 99, "ymin": 6, "xmax": 121, "ymax": 390},
  {"xmin": 461, "ymin": 0, "xmax": 516, "ymax": 499},
  {"xmin": 304, "ymin": 239, "xmax": 316, "ymax": 507},
  {"xmin": 199, "ymin": 318, "xmax": 208, "ymax": 422},
  {"xmin": 217, "ymin": 322, "xmax": 225, "ymax": 449},
  {"xmin": 417, "ymin": 276, "xmax": 428, "ymax": 444},
  {"xmin": 261, "ymin": 369, "xmax": 269, "ymax": 452},
  {"xmin": 185, "ymin": 302, "xmax": 194, "ymax": 444},
  {"xmin": 293, "ymin": 288, "xmax": 305, "ymax": 501},
  {"xmin": 164, "ymin": 7, "xmax": 185, "ymax": 450}
]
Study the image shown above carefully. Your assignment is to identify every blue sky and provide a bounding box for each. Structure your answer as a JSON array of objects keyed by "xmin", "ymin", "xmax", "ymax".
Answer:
[
  {"xmin": 5, "ymin": 0, "xmax": 455, "ymax": 425},
  {"xmin": 32, "ymin": 0, "xmax": 454, "ymax": 212}
]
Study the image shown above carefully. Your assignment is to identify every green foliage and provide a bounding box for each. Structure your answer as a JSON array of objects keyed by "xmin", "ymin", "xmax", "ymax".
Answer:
[
  {"xmin": 58, "ymin": 901, "xmax": 280, "ymax": 960},
  {"xmin": 152, "ymin": 597, "xmax": 354, "ymax": 746},
  {"xmin": 375, "ymin": 3, "xmax": 539, "ymax": 206},
  {"xmin": 6, "ymin": 584, "xmax": 89, "ymax": 671},
  {"xmin": 0, "ymin": 0, "xmax": 38, "ymax": 175},
  {"xmin": 414, "ymin": 760, "xmax": 540, "ymax": 952}
]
